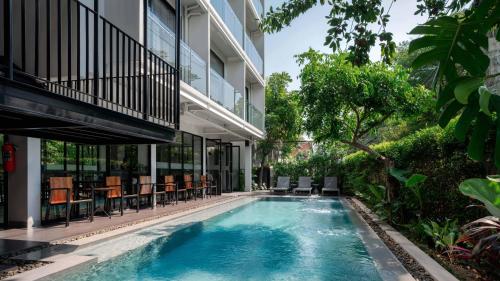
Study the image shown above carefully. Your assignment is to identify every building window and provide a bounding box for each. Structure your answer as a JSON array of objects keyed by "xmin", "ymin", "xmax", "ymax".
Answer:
[{"xmin": 210, "ymin": 51, "xmax": 224, "ymax": 77}]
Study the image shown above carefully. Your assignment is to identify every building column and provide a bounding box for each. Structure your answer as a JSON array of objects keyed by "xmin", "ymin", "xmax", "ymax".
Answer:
[
  {"xmin": 243, "ymin": 141, "xmax": 252, "ymax": 192},
  {"xmin": 149, "ymin": 144, "xmax": 157, "ymax": 208},
  {"xmin": 7, "ymin": 136, "xmax": 41, "ymax": 228},
  {"xmin": 202, "ymin": 137, "xmax": 207, "ymax": 175}
]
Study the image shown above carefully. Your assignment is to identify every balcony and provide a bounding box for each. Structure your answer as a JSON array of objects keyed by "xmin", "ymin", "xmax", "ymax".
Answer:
[
  {"xmin": 210, "ymin": 69, "xmax": 244, "ymax": 119},
  {"xmin": 0, "ymin": 0, "xmax": 179, "ymax": 143},
  {"xmin": 148, "ymin": 12, "xmax": 207, "ymax": 95},
  {"xmin": 251, "ymin": 0, "xmax": 264, "ymax": 19},
  {"xmin": 244, "ymin": 33, "xmax": 264, "ymax": 75},
  {"xmin": 248, "ymin": 103, "xmax": 264, "ymax": 131},
  {"xmin": 211, "ymin": 0, "xmax": 244, "ymax": 47}
]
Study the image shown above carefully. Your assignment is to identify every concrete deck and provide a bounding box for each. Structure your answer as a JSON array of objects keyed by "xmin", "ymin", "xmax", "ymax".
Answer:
[{"xmin": 0, "ymin": 195, "xmax": 238, "ymax": 258}]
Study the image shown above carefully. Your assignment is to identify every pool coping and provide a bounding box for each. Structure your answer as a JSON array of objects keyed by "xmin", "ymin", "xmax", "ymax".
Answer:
[
  {"xmin": 6, "ymin": 195, "xmax": 415, "ymax": 281},
  {"xmin": 340, "ymin": 198, "xmax": 415, "ymax": 281},
  {"xmin": 351, "ymin": 198, "xmax": 459, "ymax": 281}
]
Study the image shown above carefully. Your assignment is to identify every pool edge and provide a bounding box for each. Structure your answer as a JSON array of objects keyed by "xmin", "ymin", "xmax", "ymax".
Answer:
[{"xmin": 340, "ymin": 198, "xmax": 415, "ymax": 281}]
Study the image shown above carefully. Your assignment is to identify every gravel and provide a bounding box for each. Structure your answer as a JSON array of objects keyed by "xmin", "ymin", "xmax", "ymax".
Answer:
[{"xmin": 347, "ymin": 197, "xmax": 436, "ymax": 281}]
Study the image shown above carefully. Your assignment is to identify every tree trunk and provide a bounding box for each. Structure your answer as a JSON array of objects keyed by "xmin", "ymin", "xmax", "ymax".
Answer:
[
  {"xmin": 342, "ymin": 140, "xmax": 395, "ymax": 221},
  {"xmin": 259, "ymin": 159, "xmax": 265, "ymax": 189}
]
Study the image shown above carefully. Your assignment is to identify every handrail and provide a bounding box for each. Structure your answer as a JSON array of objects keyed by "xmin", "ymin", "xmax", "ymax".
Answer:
[{"xmin": 0, "ymin": 0, "xmax": 180, "ymax": 128}]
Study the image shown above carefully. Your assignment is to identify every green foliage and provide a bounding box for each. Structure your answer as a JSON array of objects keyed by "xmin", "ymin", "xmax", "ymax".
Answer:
[
  {"xmin": 459, "ymin": 178, "xmax": 500, "ymax": 217},
  {"xmin": 409, "ymin": 0, "xmax": 500, "ymax": 167},
  {"xmin": 273, "ymin": 151, "xmax": 342, "ymax": 183},
  {"xmin": 421, "ymin": 219, "xmax": 460, "ymax": 254},
  {"xmin": 343, "ymin": 122, "xmax": 488, "ymax": 223},
  {"xmin": 257, "ymin": 72, "xmax": 301, "ymax": 167},
  {"xmin": 393, "ymin": 41, "xmax": 437, "ymax": 89},
  {"xmin": 261, "ymin": 0, "xmax": 396, "ymax": 65},
  {"xmin": 295, "ymin": 51, "xmax": 432, "ymax": 156}
]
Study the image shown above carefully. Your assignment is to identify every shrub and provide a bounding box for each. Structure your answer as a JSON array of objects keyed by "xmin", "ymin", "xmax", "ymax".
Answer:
[{"xmin": 342, "ymin": 122, "xmax": 488, "ymax": 224}]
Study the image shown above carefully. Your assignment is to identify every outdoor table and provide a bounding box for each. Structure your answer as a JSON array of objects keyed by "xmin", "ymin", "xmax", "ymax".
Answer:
[{"xmin": 92, "ymin": 187, "xmax": 115, "ymax": 218}]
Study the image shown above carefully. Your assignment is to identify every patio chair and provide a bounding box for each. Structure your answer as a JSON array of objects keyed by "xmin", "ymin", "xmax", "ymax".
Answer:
[
  {"xmin": 183, "ymin": 174, "xmax": 194, "ymax": 200},
  {"xmin": 105, "ymin": 176, "xmax": 124, "ymax": 215},
  {"xmin": 175, "ymin": 175, "xmax": 188, "ymax": 203},
  {"xmin": 294, "ymin": 177, "xmax": 313, "ymax": 195},
  {"xmin": 123, "ymin": 176, "xmax": 155, "ymax": 212},
  {"xmin": 193, "ymin": 175, "xmax": 205, "ymax": 200},
  {"xmin": 322, "ymin": 177, "xmax": 340, "ymax": 196},
  {"xmin": 196, "ymin": 175, "xmax": 209, "ymax": 199},
  {"xmin": 156, "ymin": 175, "xmax": 177, "ymax": 206},
  {"xmin": 206, "ymin": 174, "xmax": 218, "ymax": 197},
  {"xmin": 271, "ymin": 176, "xmax": 290, "ymax": 193},
  {"xmin": 46, "ymin": 177, "xmax": 94, "ymax": 227}
]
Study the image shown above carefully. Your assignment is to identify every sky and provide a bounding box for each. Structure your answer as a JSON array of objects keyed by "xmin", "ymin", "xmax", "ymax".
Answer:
[{"xmin": 264, "ymin": 0, "xmax": 428, "ymax": 90}]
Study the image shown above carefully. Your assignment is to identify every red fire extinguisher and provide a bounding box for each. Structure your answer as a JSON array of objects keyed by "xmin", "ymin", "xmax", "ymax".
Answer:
[{"xmin": 2, "ymin": 143, "xmax": 16, "ymax": 173}]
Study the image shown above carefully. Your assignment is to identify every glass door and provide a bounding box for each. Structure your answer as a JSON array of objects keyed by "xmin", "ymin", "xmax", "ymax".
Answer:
[
  {"xmin": 221, "ymin": 143, "xmax": 233, "ymax": 193},
  {"xmin": 232, "ymin": 145, "xmax": 241, "ymax": 192},
  {"xmin": 206, "ymin": 139, "xmax": 221, "ymax": 195}
]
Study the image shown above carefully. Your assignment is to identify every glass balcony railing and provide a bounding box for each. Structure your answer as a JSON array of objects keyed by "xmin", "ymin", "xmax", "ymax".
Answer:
[
  {"xmin": 248, "ymin": 104, "xmax": 264, "ymax": 131},
  {"xmin": 244, "ymin": 33, "xmax": 264, "ymax": 75},
  {"xmin": 211, "ymin": 0, "xmax": 244, "ymax": 46},
  {"xmin": 210, "ymin": 69, "xmax": 244, "ymax": 119},
  {"xmin": 251, "ymin": 0, "xmax": 264, "ymax": 18},
  {"xmin": 148, "ymin": 12, "xmax": 207, "ymax": 95}
]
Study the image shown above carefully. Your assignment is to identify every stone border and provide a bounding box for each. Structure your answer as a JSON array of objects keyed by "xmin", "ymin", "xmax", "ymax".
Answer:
[
  {"xmin": 340, "ymin": 198, "xmax": 415, "ymax": 281},
  {"xmin": 350, "ymin": 198, "xmax": 459, "ymax": 281}
]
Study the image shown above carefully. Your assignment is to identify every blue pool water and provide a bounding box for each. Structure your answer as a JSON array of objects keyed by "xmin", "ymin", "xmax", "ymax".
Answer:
[{"xmin": 57, "ymin": 198, "xmax": 382, "ymax": 281}]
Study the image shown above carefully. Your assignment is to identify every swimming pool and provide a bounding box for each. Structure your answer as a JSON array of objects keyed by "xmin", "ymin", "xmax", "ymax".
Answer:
[{"xmin": 55, "ymin": 198, "xmax": 383, "ymax": 281}]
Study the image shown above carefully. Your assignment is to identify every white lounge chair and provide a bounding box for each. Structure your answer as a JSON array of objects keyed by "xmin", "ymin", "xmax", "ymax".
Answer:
[
  {"xmin": 322, "ymin": 177, "xmax": 340, "ymax": 196},
  {"xmin": 271, "ymin": 176, "xmax": 290, "ymax": 193},
  {"xmin": 294, "ymin": 177, "xmax": 312, "ymax": 195}
]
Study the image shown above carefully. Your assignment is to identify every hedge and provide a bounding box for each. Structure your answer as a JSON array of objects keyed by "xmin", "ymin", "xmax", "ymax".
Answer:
[{"xmin": 342, "ymin": 122, "xmax": 488, "ymax": 223}]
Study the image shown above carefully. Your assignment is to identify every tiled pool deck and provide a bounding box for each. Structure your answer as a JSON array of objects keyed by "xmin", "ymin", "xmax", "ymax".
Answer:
[{"xmin": 0, "ymin": 194, "xmax": 240, "ymax": 258}]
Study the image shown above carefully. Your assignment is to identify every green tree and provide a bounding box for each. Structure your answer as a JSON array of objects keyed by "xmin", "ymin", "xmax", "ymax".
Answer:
[
  {"xmin": 393, "ymin": 41, "xmax": 438, "ymax": 89},
  {"xmin": 261, "ymin": 0, "xmax": 479, "ymax": 66},
  {"xmin": 296, "ymin": 50, "xmax": 432, "ymax": 200},
  {"xmin": 256, "ymin": 72, "xmax": 302, "ymax": 187}
]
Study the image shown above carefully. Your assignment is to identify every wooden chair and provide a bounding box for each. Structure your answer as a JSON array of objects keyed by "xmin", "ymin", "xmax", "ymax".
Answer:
[
  {"xmin": 105, "ymin": 176, "xmax": 124, "ymax": 216},
  {"xmin": 198, "ymin": 175, "xmax": 210, "ymax": 199},
  {"xmin": 156, "ymin": 175, "xmax": 177, "ymax": 206},
  {"xmin": 193, "ymin": 175, "xmax": 205, "ymax": 200},
  {"xmin": 183, "ymin": 174, "xmax": 194, "ymax": 201},
  {"xmin": 207, "ymin": 174, "xmax": 218, "ymax": 197},
  {"xmin": 46, "ymin": 177, "xmax": 93, "ymax": 227},
  {"xmin": 123, "ymin": 176, "xmax": 155, "ymax": 212}
]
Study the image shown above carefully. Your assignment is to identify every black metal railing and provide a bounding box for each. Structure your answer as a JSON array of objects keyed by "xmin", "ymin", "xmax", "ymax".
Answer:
[{"xmin": 0, "ymin": 0, "xmax": 179, "ymax": 128}]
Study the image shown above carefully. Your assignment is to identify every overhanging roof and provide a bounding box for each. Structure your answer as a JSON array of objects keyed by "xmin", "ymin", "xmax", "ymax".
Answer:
[{"xmin": 0, "ymin": 78, "xmax": 175, "ymax": 144}]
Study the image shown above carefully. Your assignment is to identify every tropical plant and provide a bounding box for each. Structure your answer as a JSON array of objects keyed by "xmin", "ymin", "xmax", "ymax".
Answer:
[
  {"xmin": 421, "ymin": 219, "xmax": 460, "ymax": 258},
  {"xmin": 256, "ymin": 72, "xmax": 302, "ymax": 188},
  {"xmin": 389, "ymin": 168, "xmax": 428, "ymax": 215},
  {"xmin": 409, "ymin": 0, "xmax": 500, "ymax": 167},
  {"xmin": 459, "ymin": 177, "xmax": 500, "ymax": 217}
]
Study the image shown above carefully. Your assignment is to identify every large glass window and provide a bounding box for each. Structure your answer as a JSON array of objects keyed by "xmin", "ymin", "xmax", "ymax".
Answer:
[
  {"xmin": 41, "ymin": 140, "xmax": 150, "ymax": 223},
  {"xmin": 0, "ymin": 135, "xmax": 5, "ymax": 226},
  {"xmin": 156, "ymin": 132, "xmax": 203, "ymax": 183}
]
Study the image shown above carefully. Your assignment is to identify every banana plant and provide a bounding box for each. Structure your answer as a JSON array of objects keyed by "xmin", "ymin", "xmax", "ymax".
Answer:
[{"xmin": 409, "ymin": 0, "xmax": 500, "ymax": 167}]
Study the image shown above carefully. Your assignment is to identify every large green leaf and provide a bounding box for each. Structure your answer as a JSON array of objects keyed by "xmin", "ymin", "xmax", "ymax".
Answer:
[
  {"xmin": 389, "ymin": 168, "xmax": 408, "ymax": 183},
  {"xmin": 454, "ymin": 102, "xmax": 479, "ymax": 142},
  {"xmin": 405, "ymin": 174, "xmax": 427, "ymax": 188},
  {"xmin": 478, "ymin": 86, "xmax": 492, "ymax": 116},
  {"xmin": 467, "ymin": 113, "xmax": 491, "ymax": 161},
  {"xmin": 454, "ymin": 77, "xmax": 483, "ymax": 104},
  {"xmin": 438, "ymin": 100, "xmax": 464, "ymax": 128},
  {"xmin": 459, "ymin": 179, "xmax": 500, "ymax": 217}
]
